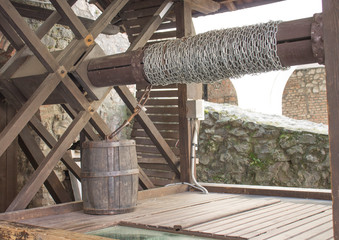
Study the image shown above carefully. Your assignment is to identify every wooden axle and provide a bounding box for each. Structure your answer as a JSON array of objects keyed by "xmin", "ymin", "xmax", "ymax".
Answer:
[{"xmin": 88, "ymin": 15, "xmax": 324, "ymax": 87}]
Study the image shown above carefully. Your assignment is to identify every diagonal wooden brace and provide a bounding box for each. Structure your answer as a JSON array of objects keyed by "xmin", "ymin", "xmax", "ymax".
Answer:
[
  {"xmin": 19, "ymin": 126, "xmax": 73, "ymax": 204},
  {"xmin": 6, "ymin": 110, "xmax": 92, "ymax": 212},
  {"xmin": 0, "ymin": 0, "xmax": 60, "ymax": 72},
  {"xmin": 0, "ymin": 81, "xmax": 81, "ymax": 180},
  {"xmin": 0, "ymin": 73, "xmax": 62, "ymax": 158}
]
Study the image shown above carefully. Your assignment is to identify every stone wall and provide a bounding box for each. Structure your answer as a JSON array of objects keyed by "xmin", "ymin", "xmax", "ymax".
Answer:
[
  {"xmin": 282, "ymin": 68, "xmax": 327, "ymax": 125},
  {"xmin": 197, "ymin": 102, "xmax": 330, "ymax": 189}
]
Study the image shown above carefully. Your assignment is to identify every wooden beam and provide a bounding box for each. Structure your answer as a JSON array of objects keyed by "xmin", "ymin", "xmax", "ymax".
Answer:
[
  {"xmin": 322, "ymin": 0, "xmax": 339, "ymax": 238},
  {"xmin": 138, "ymin": 166, "xmax": 155, "ymax": 189},
  {"xmin": 18, "ymin": 127, "xmax": 73, "ymax": 204},
  {"xmin": 61, "ymin": 104, "xmax": 101, "ymax": 141},
  {"xmin": 0, "ymin": 0, "xmax": 78, "ymax": 79},
  {"xmin": 202, "ymin": 183, "xmax": 332, "ymax": 200},
  {"xmin": 0, "ymin": 0, "xmax": 59, "ymax": 72},
  {"xmin": 0, "ymin": 201, "xmax": 82, "ymax": 222},
  {"xmin": 10, "ymin": 1, "xmax": 119, "ymax": 36},
  {"xmin": 50, "ymin": 0, "xmax": 89, "ymax": 39},
  {"xmin": 138, "ymin": 184, "xmax": 189, "ymax": 200},
  {"xmin": 0, "ymin": 221, "xmax": 108, "ymax": 240},
  {"xmin": 0, "ymin": 102, "xmax": 17, "ymax": 213},
  {"xmin": 112, "ymin": 0, "xmax": 181, "ymax": 183},
  {"xmin": 0, "ymin": 81, "xmax": 81, "ymax": 180},
  {"xmin": 6, "ymin": 111, "xmax": 92, "ymax": 212},
  {"xmin": 128, "ymin": 0, "xmax": 174, "ymax": 51},
  {"xmin": 0, "ymin": 12, "xmax": 24, "ymax": 50},
  {"xmin": 0, "ymin": 73, "xmax": 61, "ymax": 159},
  {"xmin": 187, "ymin": 0, "xmax": 220, "ymax": 14},
  {"xmin": 114, "ymin": 86, "xmax": 180, "ymax": 178},
  {"xmin": 176, "ymin": 1, "xmax": 193, "ymax": 183},
  {"xmin": 29, "ymin": 116, "xmax": 81, "ymax": 180},
  {"xmin": 88, "ymin": 0, "xmax": 129, "ymax": 39}
]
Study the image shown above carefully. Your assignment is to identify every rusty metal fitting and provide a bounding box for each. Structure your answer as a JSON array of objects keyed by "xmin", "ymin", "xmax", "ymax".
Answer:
[
  {"xmin": 311, "ymin": 13, "xmax": 324, "ymax": 64},
  {"xmin": 57, "ymin": 66, "xmax": 67, "ymax": 78},
  {"xmin": 84, "ymin": 34, "xmax": 94, "ymax": 47}
]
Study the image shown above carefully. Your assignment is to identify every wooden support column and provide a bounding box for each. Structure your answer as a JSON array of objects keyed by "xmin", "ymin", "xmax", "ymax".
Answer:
[
  {"xmin": 176, "ymin": 1, "xmax": 193, "ymax": 183},
  {"xmin": 0, "ymin": 100, "xmax": 17, "ymax": 213},
  {"xmin": 322, "ymin": 0, "xmax": 339, "ymax": 238},
  {"xmin": 114, "ymin": 0, "xmax": 180, "ymax": 184}
]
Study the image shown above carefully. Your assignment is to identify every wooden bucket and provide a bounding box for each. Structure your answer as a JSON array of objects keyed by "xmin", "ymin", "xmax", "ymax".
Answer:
[{"xmin": 81, "ymin": 139, "xmax": 139, "ymax": 215}]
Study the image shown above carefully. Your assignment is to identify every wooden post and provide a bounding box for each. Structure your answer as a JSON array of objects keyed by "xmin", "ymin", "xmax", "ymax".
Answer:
[
  {"xmin": 322, "ymin": 0, "xmax": 339, "ymax": 238},
  {"xmin": 176, "ymin": 1, "xmax": 194, "ymax": 183},
  {"xmin": 0, "ymin": 100, "xmax": 17, "ymax": 212}
]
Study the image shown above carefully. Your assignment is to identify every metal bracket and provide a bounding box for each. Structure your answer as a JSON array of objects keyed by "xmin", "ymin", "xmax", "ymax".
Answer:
[
  {"xmin": 57, "ymin": 66, "xmax": 67, "ymax": 78},
  {"xmin": 84, "ymin": 34, "xmax": 94, "ymax": 47}
]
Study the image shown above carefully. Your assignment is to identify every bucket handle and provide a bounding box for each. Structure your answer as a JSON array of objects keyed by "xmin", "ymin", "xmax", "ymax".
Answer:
[{"xmin": 106, "ymin": 85, "xmax": 152, "ymax": 141}]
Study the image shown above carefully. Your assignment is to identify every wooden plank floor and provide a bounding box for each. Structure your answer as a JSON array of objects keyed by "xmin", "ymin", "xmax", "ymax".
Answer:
[{"xmin": 17, "ymin": 192, "xmax": 333, "ymax": 239}]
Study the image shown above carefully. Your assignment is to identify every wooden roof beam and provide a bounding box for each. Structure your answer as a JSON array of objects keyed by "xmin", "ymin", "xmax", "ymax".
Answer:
[
  {"xmin": 10, "ymin": 1, "xmax": 119, "ymax": 36},
  {"xmin": 186, "ymin": 0, "xmax": 220, "ymax": 14},
  {"xmin": 220, "ymin": 0, "xmax": 237, "ymax": 11}
]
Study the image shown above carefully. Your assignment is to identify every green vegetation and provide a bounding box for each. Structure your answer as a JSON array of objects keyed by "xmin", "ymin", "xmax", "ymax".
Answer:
[{"xmin": 249, "ymin": 152, "xmax": 271, "ymax": 170}]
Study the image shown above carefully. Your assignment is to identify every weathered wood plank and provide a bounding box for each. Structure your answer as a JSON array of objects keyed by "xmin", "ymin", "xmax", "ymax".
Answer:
[
  {"xmin": 88, "ymin": 0, "xmax": 129, "ymax": 39},
  {"xmin": 138, "ymin": 157, "xmax": 168, "ymax": 164},
  {"xmin": 115, "ymin": 86, "xmax": 180, "ymax": 178},
  {"xmin": 0, "ymin": 102, "xmax": 17, "ymax": 213},
  {"xmin": 176, "ymin": 1, "xmax": 193, "ymax": 183},
  {"xmin": 187, "ymin": 0, "xmax": 220, "ymax": 14},
  {"xmin": 0, "ymin": 0, "xmax": 59, "ymax": 72},
  {"xmin": 216, "ymin": 204, "xmax": 329, "ymax": 237},
  {"xmin": 144, "ymin": 99, "xmax": 178, "ymax": 106},
  {"xmin": 0, "ymin": 201, "xmax": 82, "ymax": 221},
  {"xmin": 141, "ymin": 107, "xmax": 179, "ymax": 114},
  {"xmin": 6, "ymin": 111, "xmax": 91, "ymax": 212},
  {"xmin": 202, "ymin": 183, "xmax": 332, "ymax": 200},
  {"xmin": 187, "ymin": 201, "xmax": 296, "ymax": 231},
  {"xmin": 128, "ymin": 0, "xmax": 174, "ymax": 50},
  {"xmin": 135, "ymin": 138, "xmax": 178, "ymax": 148},
  {"xmin": 249, "ymin": 209, "xmax": 332, "ymax": 240},
  {"xmin": 136, "ymin": 90, "xmax": 178, "ymax": 98},
  {"xmin": 143, "ymin": 168, "xmax": 177, "ymax": 179},
  {"xmin": 0, "ymin": 0, "xmax": 78, "ymax": 79},
  {"xmin": 132, "ymin": 129, "xmax": 179, "ymax": 139},
  {"xmin": 0, "ymin": 74, "xmax": 61, "ymax": 159},
  {"xmin": 0, "ymin": 221, "xmax": 109, "ymax": 240},
  {"xmin": 0, "ymin": 80, "xmax": 81, "ymax": 180},
  {"xmin": 139, "ymin": 163, "xmax": 174, "ymax": 172},
  {"xmin": 0, "ymin": 12, "xmax": 24, "ymax": 50},
  {"xmin": 18, "ymin": 126, "xmax": 72, "ymax": 204},
  {"xmin": 137, "ymin": 185, "xmax": 188, "ymax": 200},
  {"xmin": 50, "ymin": 0, "xmax": 88, "ymax": 39},
  {"xmin": 134, "ymin": 122, "xmax": 179, "ymax": 131},
  {"xmin": 320, "ymin": 1, "xmax": 339, "ymax": 238},
  {"xmin": 138, "ymin": 166, "xmax": 155, "ymax": 189},
  {"xmin": 11, "ymin": 1, "xmax": 119, "ymax": 35},
  {"xmin": 61, "ymin": 104, "xmax": 101, "ymax": 141}
]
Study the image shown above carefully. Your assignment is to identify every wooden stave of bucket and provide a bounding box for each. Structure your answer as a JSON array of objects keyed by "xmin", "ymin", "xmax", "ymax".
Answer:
[{"xmin": 81, "ymin": 139, "xmax": 139, "ymax": 215}]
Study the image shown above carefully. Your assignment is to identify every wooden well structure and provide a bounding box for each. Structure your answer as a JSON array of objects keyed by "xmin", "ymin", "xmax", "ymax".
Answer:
[{"xmin": 0, "ymin": 0, "xmax": 338, "ymax": 239}]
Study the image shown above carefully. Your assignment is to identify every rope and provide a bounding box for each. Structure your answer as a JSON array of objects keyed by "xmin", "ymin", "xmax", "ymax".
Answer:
[{"xmin": 143, "ymin": 21, "xmax": 286, "ymax": 86}]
